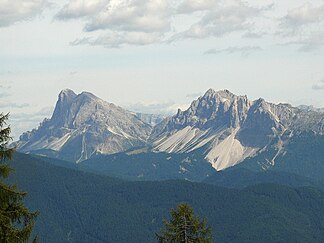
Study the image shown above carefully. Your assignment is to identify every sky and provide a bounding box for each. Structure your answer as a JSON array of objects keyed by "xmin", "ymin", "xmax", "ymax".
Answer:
[{"xmin": 0, "ymin": 0, "xmax": 324, "ymax": 139}]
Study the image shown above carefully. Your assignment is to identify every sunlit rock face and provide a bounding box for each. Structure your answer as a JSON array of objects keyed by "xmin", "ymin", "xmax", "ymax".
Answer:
[
  {"xmin": 14, "ymin": 89, "xmax": 152, "ymax": 162},
  {"xmin": 150, "ymin": 89, "xmax": 324, "ymax": 170}
]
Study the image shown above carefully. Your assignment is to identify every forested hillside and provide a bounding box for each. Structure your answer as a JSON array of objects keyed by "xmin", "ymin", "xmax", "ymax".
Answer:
[{"xmin": 6, "ymin": 153, "xmax": 324, "ymax": 242}]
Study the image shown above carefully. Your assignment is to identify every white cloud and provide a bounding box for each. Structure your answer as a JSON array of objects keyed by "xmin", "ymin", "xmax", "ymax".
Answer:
[
  {"xmin": 9, "ymin": 106, "xmax": 54, "ymax": 139},
  {"xmin": 170, "ymin": 1, "xmax": 267, "ymax": 41},
  {"xmin": 57, "ymin": 0, "xmax": 173, "ymax": 47},
  {"xmin": 56, "ymin": 0, "xmax": 172, "ymax": 33},
  {"xmin": 84, "ymin": 0, "xmax": 171, "ymax": 32},
  {"xmin": 53, "ymin": 0, "xmax": 324, "ymax": 50},
  {"xmin": 242, "ymin": 31, "xmax": 266, "ymax": 39},
  {"xmin": 0, "ymin": 101, "xmax": 30, "ymax": 109},
  {"xmin": 280, "ymin": 3, "xmax": 324, "ymax": 34},
  {"xmin": 298, "ymin": 31, "xmax": 324, "ymax": 52},
  {"xmin": 177, "ymin": 0, "xmax": 216, "ymax": 14},
  {"xmin": 71, "ymin": 31, "xmax": 162, "ymax": 48},
  {"xmin": 0, "ymin": 0, "xmax": 48, "ymax": 27},
  {"xmin": 57, "ymin": 0, "xmax": 272, "ymax": 47},
  {"xmin": 0, "ymin": 91, "xmax": 10, "ymax": 98},
  {"xmin": 281, "ymin": 30, "xmax": 324, "ymax": 52},
  {"xmin": 277, "ymin": 3, "xmax": 324, "ymax": 51},
  {"xmin": 205, "ymin": 46, "xmax": 262, "ymax": 57},
  {"xmin": 312, "ymin": 79, "xmax": 324, "ymax": 90},
  {"xmin": 186, "ymin": 92, "xmax": 202, "ymax": 99},
  {"xmin": 55, "ymin": 0, "xmax": 106, "ymax": 19}
]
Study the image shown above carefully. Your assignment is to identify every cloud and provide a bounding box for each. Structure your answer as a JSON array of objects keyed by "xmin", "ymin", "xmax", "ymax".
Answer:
[
  {"xmin": 85, "ymin": 0, "xmax": 171, "ymax": 33},
  {"xmin": 9, "ymin": 106, "xmax": 54, "ymax": 139},
  {"xmin": 170, "ymin": 1, "xmax": 268, "ymax": 41},
  {"xmin": 312, "ymin": 79, "xmax": 324, "ymax": 90},
  {"xmin": 205, "ymin": 46, "xmax": 262, "ymax": 57},
  {"xmin": 176, "ymin": 0, "xmax": 216, "ymax": 14},
  {"xmin": 277, "ymin": 3, "xmax": 324, "ymax": 51},
  {"xmin": 53, "ymin": 1, "xmax": 324, "ymax": 51},
  {"xmin": 56, "ymin": 0, "xmax": 272, "ymax": 48},
  {"xmin": 55, "ymin": 0, "xmax": 106, "ymax": 20},
  {"xmin": 56, "ymin": 0, "xmax": 171, "ymax": 33},
  {"xmin": 242, "ymin": 31, "xmax": 266, "ymax": 39},
  {"xmin": 186, "ymin": 92, "xmax": 202, "ymax": 99},
  {"xmin": 0, "ymin": 71, "xmax": 13, "ymax": 75},
  {"xmin": 281, "ymin": 30, "xmax": 324, "ymax": 52},
  {"xmin": 0, "ymin": 84, "xmax": 12, "ymax": 98},
  {"xmin": 0, "ymin": 0, "xmax": 49, "ymax": 27},
  {"xmin": 126, "ymin": 101, "xmax": 190, "ymax": 115},
  {"xmin": 56, "ymin": 0, "xmax": 173, "ymax": 47},
  {"xmin": 279, "ymin": 3, "xmax": 324, "ymax": 34},
  {"xmin": 0, "ymin": 92, "xmax": 11, "ymax": 98},
  {"xmin": 10, "ymin": 106, "xmax": 53, "ymax": 121},
  {"xmin": 69, "ymin": 71, "xmax": 78, "ymax": 76},
  {"xmin": 297, "ymin": 31, "xmax": 324, "ymax": 52},
  {"xmin": 71, "ymin": 31, "xmax": 162, "ymax": 48},
  {"xmin": 0, "ymin": 101, "xmax": 30, "ymax": 109}
]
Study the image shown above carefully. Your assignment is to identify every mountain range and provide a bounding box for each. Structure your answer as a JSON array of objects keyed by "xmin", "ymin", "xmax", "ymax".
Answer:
[
  {"xmin": 6, "ymin": 88, "xmax": 324, "ymax": 242},
  {"xmin": 13, "ymin": 88, "xmax": 324, "ymax": 181}
]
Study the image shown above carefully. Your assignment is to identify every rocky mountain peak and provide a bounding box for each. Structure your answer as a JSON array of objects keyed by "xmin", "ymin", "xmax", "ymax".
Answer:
[
  {"xmin": 151, "ymin": 88, "xmax": 323, "ymax": 171},
  {"xmin": 13, "ymin": 88, "xmax": 323, "ymax": 170},
  {"xmin": 15, "ymin": 89, "xmax": 153, "ymax": 162},
  {"xmin": 78, "ymin": 91, "xmax": 99, "ymax": 101},
  {"xmin": 59, "ymin": 88, "xmax": 76, "ymax": 98},
  {"xmin": 184, "ymin": 89, "xmax": 251, "ymax": 128},
  {"xmin": 202, "ymin": 89, "xmax": 235, "ymax": 101},
  {"xmin": 57, "ymin": 89, "xmax": 77, "ymax": 107},
  {"xmin": 51, "ymin": 89, "xmax": 111, "ymax": 129},
  {"xmin": 150, "ymin": 89, "xmax": 252, "ymax": 140}
]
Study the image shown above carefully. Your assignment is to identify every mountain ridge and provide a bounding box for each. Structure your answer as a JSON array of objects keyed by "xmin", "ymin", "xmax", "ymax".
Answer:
[
  {"xmin": 150, "ymin": 88, "xmax": 323, "ymax": 171},
  {"xmin": 13, "ymin": 88, "xmax": 323, "ymax": 175}
]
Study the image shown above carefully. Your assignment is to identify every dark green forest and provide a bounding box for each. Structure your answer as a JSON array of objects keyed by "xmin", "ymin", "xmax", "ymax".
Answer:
[
  {"xmin": 6, "ymin": 152, "xmax": 324, "ymax": 243},
  {"xmin": 238, "ymin": 133, "xmax": 324, "ymax": 181}
]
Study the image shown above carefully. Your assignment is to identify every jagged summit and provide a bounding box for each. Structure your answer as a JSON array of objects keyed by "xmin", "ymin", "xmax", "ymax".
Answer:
[
  {"xmin": 13, "ymin": 88, "xmax": 323, "ymax": 171},
  {"xmin": 78, "ymin": 91, "xmax": 99, "ymax": 100},
  {"xmin": 59, "ymin": 88, "xmax": 76, "ymax": 96},
  {"xmin": 57, "ymin": 89, "xmax": 99, "ymax": 103},
  {"xmin": 150, "ymin": 88, "xmax": 252, "ymax": 137},
  {"xmin": 151, "ymin": 88, "xmax": 323, "ymax": 171},
  {"xmin": 203, "ymin": 88, "xmax": 235, "ymax": 99}
]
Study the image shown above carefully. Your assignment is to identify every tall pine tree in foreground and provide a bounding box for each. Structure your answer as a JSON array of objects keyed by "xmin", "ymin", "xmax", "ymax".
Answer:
[
  {"xmin": 156, "ymin": 203, "xmax": 212, "ymax": 243},
  {"xmin": 0, "ymin": 113, "xmax": 38, "ymax": 242}
]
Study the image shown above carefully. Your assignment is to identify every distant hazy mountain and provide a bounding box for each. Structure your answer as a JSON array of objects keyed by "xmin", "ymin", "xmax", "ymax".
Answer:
[
  {"xmin": 150, "ymin": 89, "xmax": 323, "ymax": 171},
  {"xmin": 13, "ymin": 89, "xmax": 152, "ymax": 162},
  {"xmin": 134, "ymin": 112, "xmax": 166, "ymax": 127},
  {"xmin": 298, "ymin": 105, "xmax": 324, "ymax": 113}
]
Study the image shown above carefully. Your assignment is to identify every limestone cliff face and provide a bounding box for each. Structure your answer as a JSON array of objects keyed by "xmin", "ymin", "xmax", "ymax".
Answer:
[
  {"xmin": 15, "ymin": 89, "xmax": 152, "ymax": 162},
  {"xmin": 150, "ymin": 89, "xmax": 324, "ymax": 170},
  {"xmin": 13, "ymin": 88, "xmax": 323, "ymax": 170}
]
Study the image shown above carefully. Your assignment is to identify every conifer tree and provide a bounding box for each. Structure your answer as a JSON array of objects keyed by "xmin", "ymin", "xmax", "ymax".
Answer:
[
  {"xmin": 156, "ymin": 203, "xmax": 212, "ymax": 243},
  {"xmin": 0, "ymin": 113, "xmax": 38, "ymax": 242}
]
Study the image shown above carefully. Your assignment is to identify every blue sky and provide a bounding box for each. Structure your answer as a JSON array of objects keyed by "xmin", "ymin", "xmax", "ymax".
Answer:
[{"xmin": 0, "ymin": 0, "xmax": 323, "ymax": 139}]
